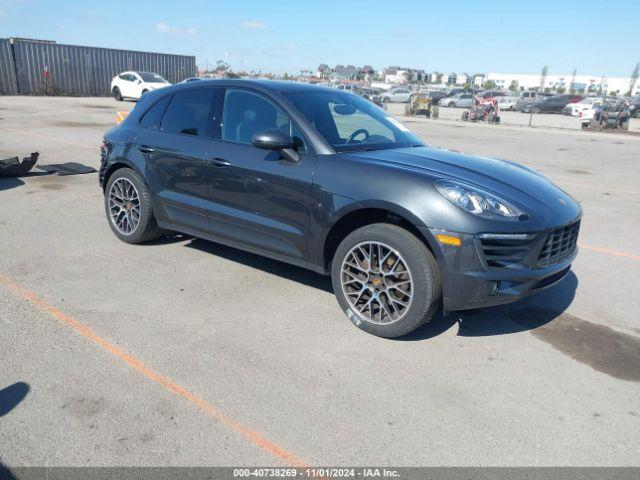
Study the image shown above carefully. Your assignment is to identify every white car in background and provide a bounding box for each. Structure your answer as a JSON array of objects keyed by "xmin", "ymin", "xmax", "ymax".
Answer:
[
  {"xmin": 563, "ymin": 98, "xmax": 601, "ymax": 117},
  {"xmin": 578, "ymin": 101, "xmax": 605, "ymax": 128},
  {"xmin": 497, "ymin": 95, "xmax": 519, "ymax": 111},
  {"xmin": 111, "ymin": 71, "xmax": 171, "ymax": 101}
]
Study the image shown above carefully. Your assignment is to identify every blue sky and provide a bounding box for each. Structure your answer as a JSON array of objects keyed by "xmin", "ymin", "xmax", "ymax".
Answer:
[{"xmin": 0, "ymin": 0, "xmax": 638, "ymax": 76}]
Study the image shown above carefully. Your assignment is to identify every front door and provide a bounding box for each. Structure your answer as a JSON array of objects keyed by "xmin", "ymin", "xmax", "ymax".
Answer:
[{"xmin": 206, "ymin": 88, "xmax": 315, "ymax": 261}]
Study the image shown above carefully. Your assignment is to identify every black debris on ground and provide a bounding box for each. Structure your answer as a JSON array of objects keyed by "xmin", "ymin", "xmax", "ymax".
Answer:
[
  {"xmin": 0, "ymin": 152, "xmax": 39, "ymax": 178},
  {"xmin": 36, "ymin": 162, "xmax": 97, "ymax": 176}
]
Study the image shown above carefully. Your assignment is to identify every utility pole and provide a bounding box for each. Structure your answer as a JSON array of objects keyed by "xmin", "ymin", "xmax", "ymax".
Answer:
[
  {"xmin": 628, "ymin": 62, "xmax": 639, "ymax": 97},
  {"xmin": 530, "ymin": 65, "xmax": 548, "ymax": 126}
]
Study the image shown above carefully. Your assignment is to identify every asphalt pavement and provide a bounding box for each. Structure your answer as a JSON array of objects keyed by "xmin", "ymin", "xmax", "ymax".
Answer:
[{"xmin": 1, "ymin": 96, "xmax": 639, "ymax": 467}]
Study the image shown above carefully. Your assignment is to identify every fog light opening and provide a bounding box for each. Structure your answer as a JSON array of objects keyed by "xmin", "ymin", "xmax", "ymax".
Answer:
[{"xmin": 484, "ymin": 281, "xmax": 500, "ymax": 296}]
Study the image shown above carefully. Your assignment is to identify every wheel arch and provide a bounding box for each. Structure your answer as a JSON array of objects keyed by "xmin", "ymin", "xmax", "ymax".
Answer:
[
  {"xmin": 322, "ymin": 204, "xmax": 438, "ymax": 272},
  {"xmin": 101, "ymin": 160, "xmax": 145, "ymax": 192}
]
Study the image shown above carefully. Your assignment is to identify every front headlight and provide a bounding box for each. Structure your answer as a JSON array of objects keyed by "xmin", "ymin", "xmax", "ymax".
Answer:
[{"xmin": 435, "ymin": 180, "xmax": 526, "ymax": 220}]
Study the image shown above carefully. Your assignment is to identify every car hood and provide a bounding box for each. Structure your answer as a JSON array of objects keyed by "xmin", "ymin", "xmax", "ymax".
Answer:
[{"xmin": 346, "ymin": 145, "xmax": 581, "ymax": 227}]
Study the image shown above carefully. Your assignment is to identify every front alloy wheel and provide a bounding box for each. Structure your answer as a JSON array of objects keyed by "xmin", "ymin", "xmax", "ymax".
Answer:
[
  {"xmin": 332, "ymin": 223, "xmax": 441, "ymax": 338},
  {"xmin": 340, "ymin": 241, "xmax": 413, "ymax": 325}
]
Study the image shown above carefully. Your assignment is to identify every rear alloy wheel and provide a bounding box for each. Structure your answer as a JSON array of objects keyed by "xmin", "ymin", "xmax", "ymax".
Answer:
[
  {"xmin": 331, "ymin": 223, "xmax": 441, "ymax": 338},
  {"xmin": 112, "ymin": 87, "xmax": 122, "ymax": 101},
  {"xmin": 105, "ymin": 168, "xmax": 164, "ymax": 243}
]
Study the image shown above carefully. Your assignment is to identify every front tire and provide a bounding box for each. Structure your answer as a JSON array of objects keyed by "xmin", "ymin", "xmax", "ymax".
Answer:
[
  {"xmin": 104, "ymin": 168, "xmax": 164, "ymax": 244},
  {"xmin": 112, "ymin": 87, "xmax": 122, "ymax": 101},
  {"xmin": 331, "ymin": 224, "xmax": 441, "ymax": 338}
]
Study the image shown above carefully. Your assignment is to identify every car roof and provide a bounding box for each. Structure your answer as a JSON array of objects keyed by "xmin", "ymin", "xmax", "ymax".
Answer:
[{"xmin": 148, "ymin": 78, "xmax": 340, "ymax": 97}]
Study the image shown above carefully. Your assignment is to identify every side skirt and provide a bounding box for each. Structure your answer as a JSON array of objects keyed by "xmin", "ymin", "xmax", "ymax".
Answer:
[{"xmin": 156, "ymin": 221, "xmax": 328, "ymax": 276}]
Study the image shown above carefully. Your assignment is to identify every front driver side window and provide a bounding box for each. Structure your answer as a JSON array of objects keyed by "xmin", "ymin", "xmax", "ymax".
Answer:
[{"xmin": 222, "ymin": 89, "xmax": 307, "ymax": 152}]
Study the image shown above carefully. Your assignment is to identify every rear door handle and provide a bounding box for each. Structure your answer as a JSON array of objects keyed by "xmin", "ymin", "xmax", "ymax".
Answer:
[
  {"xmin": 212, "ymin": 158, "xmax": 231, "ymax": 167},
  {"xmin": 137, "ymin": 145, "xmax": 155, "ymax": 154}
]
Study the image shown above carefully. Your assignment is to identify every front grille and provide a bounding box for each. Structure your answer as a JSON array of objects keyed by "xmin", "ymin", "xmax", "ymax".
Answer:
[
  {"xmin": 477, "ymin": 220, "xmax": 580, "ymax": 270},
  {"xmin": 536, "ymin": 221, "xmax": 580, "ymax": 269},
  {"xmin": 478, "ymin": 234, "xmax": 537, "ymax": 268}
]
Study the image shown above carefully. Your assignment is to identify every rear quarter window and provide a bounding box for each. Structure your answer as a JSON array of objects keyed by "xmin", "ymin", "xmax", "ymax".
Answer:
[
  {"xmin": 161, "ymin": 89, "xmax": 216, "ymax": 136},
  {"xmin": 139, "ymin": 95, "xmax": 172, "ymax": 130}
]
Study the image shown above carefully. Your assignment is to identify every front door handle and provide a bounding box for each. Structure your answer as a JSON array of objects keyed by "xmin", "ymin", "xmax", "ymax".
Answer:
[
  {"xmin": 212, "ymin": 158, "xmax": 231, "ymax": 167},
  {"xmin": 138, "ymin": 145, "xmax": 155, "ymax": 154}
]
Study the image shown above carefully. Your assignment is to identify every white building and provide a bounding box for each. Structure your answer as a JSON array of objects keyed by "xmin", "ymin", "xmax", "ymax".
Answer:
[
  {"xmin": 384, "ymin": 67, "xmax": 426, "ymax": 84},
  {"xmin": 486, "ymin": 72, "xmax": 638, "ymax": 95},
  {"xmin": 455, "ymin": 73, "xmax": 469, "ymax": 85},
  {"xmin": 473, "ymin": 74, "xmax": 486, "ymax": 87}
]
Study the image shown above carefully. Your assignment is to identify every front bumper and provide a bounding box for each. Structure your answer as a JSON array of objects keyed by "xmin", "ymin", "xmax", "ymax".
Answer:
[{"xmin": 421, "ymin": 220, "xmax": 579, "ymax": 311}]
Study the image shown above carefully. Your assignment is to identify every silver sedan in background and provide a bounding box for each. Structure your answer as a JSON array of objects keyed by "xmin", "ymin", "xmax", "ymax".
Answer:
[{"xmin": 439, "ymin": 93, "xmax": 474, "ymax": 108}]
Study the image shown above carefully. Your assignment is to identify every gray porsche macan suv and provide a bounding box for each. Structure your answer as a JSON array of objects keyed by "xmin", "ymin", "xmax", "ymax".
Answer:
[{"xmin": 100, "ymin": 80, "xmax": 581, "ymax": 338}]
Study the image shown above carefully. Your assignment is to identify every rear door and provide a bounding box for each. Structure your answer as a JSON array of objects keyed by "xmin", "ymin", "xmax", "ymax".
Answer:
[
  {"xmin": 135, "ymin": 87, "xmax": 222, "ymax": 234},
  {"xmin": 204, "ymin": 87, "xmax": 315, "ymax": 260}
]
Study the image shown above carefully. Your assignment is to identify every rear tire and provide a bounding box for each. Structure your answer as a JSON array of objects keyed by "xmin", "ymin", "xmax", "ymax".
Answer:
[
  {"xmin": 104, "ymin": 168, "xmax": 164, "ymax": 244},
  {"xmin": 112, "ymin": 87, "xmax": 122, "ymax": 101},
  {"xmin": 331, "ymin": 223, "xmax": 441, "ymax": 338}
]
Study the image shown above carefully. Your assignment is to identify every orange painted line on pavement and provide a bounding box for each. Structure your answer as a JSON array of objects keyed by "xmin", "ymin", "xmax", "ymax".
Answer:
[
  {"xmin": 579, "ymin": 243, "xmax": 640, "ymax": 261},
  {"xmin": 0, "ymin": 273, "xmax": 309, "ymax": 468}
]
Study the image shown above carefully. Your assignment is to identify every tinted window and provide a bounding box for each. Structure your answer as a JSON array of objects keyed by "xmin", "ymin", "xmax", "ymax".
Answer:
[
  {"xmin": 140, "ymin": 95, "xmax": 172, "ymax": 130},
  {"xmin": 161, "ymin": 89, "xmax": 215, "ymax": 136},
  {"xmin": 138, "ymin": 72, "xmax": 168, "ymax": 83},
  {"xmin": 222, "ymin": 89, "xmax": 289, "ymax": 144},
  {"xmin": 283, "ymin": 90, "xmax": 423, "ymax": 152}
]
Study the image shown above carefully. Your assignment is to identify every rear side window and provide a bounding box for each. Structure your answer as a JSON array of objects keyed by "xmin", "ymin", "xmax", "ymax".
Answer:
[
  {"xmin": 140, "ymin": 95, "xmax": 172, "ymax": 130},
  {"xmin": 161, "ymin": 89, "xmax": 216, "ymax": 136}
]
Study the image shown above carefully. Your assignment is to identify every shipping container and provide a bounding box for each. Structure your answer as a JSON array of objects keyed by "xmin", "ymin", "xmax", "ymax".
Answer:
[
  {"xmin": 0, "ymin": 38, "xmax": 19, "ymax": 94},
  {"xmin": 0, "ymin": 38, "xmax": 195, "ymax": 96}
]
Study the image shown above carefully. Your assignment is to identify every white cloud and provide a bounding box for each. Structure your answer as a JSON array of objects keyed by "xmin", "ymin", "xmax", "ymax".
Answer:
[
  {"xmin": 156, "ymin": 22, "xmax": 198, "ymax": 35},
  {"xmin": 241, "ymin": 20, "xmax": 267, "ymax": 30}
]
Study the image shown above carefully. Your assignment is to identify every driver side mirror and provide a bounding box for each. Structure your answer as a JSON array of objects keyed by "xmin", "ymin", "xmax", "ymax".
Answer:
[{"xmin": 251, "ymin": 129, "xmax": 299, "ymax": 163}]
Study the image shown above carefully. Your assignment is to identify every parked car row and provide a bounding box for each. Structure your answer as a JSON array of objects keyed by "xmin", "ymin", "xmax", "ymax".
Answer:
[{"xmin": 520, "ymin": 94, "xmax": 584, "ymax": 114}]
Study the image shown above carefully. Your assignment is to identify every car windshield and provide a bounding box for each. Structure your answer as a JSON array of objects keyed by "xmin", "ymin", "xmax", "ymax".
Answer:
[
  {"xmin": 282, "ymin": 90, "xmax": 424, "ymax": 152},
  {"xmin": 137, "ymin": 72, "xmax": 168, "ymax": 83}
]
